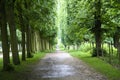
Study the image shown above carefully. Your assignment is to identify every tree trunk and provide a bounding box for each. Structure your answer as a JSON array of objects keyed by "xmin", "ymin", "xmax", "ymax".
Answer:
[
  {"xmin": 112, "ymin": 31, "xmax": 120, "ymax": 66},
  {"xmin": 0, "ymin": 0, "xmax": 10, "ymax": 71},
  {"xmin": 17, "ymin": 3, "xmax": 26, "ymax": 61},
  {"xmin": 34, "ymin": 31, "xmax": 40, "ymax": 51},
  {"xmin": 92, "ymin": 42, "xmax": 94, "ymax": 49},
  {"xmin": 31, "ymin": 30, "xmax": 35, "ymax": 53},
  {"xmin": 94, "ymin": 0, "xmax": 102, "ymax": 57},
  {"xmin": 26, "ymin": 25, "xmax": 32, "ymax": 58},
  {"xmin": 41, "ymin": 37, "xmax": 44, "ymax": 51},
  {"xmin": 47, "ymin": 40, "xmax": 50, "ymax": 50},
  {"xmin": 113, "ymin": 33, "xmax": 119, "ymax": 48},
  {"xmin": 117, "ymin": 43, "xmax": 120, "ymax": 66},
  {"xmin": 113, "ymin": 33, "xmax": 120, "ymax": 66},
  {"xmin": 95, "ymin": 30, "xmax": 102, "ymax": 56},
  {"xmin": 6, "ymin": 0, "xmax": 20, "ymax": 65},
  {"xmin": 29, "ymin": 27, "xmax": 32, "ymax": 53},
  {"xmin": 21, "ymin": 27, "xmax": 26, "ymax": 60},
  {"xmin": 44, "ymin": 39, "xmax": 47, "ymax": 50},
  {"xmin": 34, "ymin": 32, "xmax": 37, "ymax": 51},
  {"xmin": 108, "ymin": 43, "xmax": 111, "ymax": 64},
  {"xmin": 49, "ymin": 38, "xmax": 51, "ymax": 50},
  {"xmin": 21, "ymin": 22, "xmax": 26, "ymax": 60},
  {"xmin": 111, "ymin": 41, "xmax": 113, "ymax": 62}
]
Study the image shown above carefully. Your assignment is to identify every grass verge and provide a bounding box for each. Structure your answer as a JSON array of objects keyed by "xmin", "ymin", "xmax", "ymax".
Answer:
[
  {"xmin": 0, "ymin": 52, "xmax": 46, "ymax": 80},
  {"xmin": 69, "ymin": 50, "xmax": 120, "ymax": 80}
]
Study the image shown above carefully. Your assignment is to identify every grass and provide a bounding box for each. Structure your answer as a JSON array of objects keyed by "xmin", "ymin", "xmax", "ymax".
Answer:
[
  {"xmin": 62, "ymin": 42, "xmax": 120, "ymax": 80},
  {"xmin": 0, "ymin": 52, "xmax": 46, "ymax": 80},
  {"xmin": 69, "ymin": 49, "xmax": 120, "ymax": 80}
]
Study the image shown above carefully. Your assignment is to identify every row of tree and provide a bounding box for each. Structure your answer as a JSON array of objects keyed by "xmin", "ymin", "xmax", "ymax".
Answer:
[
  {"xmin": 61, "ymin": 0, "xmax": 120, "ymax": 65},
  {"xmin": 0, "ymin": 0, "xmax": 57, "ymax": 71}
]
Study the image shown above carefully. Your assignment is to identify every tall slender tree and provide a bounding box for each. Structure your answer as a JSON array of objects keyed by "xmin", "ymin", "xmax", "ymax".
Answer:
[
  {"xmin": 93, "ymin": 0, "xmax": 102, "ymax": 56},
  {"xmin": 16, "ymin": 0, "xmax": 26, "ymax": 61},
  {"xmin": 6, "ymin": 0, "xmax": 20, "ymax": 65},
  {"xmin": 0, "ymin": 0, "xmax": 10, "ymax": 70}
]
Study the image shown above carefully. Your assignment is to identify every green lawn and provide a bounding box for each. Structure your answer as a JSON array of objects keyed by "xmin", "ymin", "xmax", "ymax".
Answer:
[
  {"xmin": 0, "ymin": 52, "xmax": 46, "ymax": 80},
  {"xmin": 69, "ymin": 50, "xmax": 120, "ymax": 80}
]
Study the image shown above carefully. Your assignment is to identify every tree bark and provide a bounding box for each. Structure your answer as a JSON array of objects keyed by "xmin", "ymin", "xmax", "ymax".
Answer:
[
  {"xmin": 94, "ymin": 28, "xmax": 102, "ymax": 56},
  {"xmin": 108, "ymin": 43, "xmax": 111, "ymax": 64},
  {"xmin": 0, "ymin": 0, "xmax": 10, "ymax": 70},
  {"xmin": 113, "ymin": 28, "xmax": 120, "ymax": 62},
  {"xmin": 41, "ymin": 37, "xmax": 44, "ymax": 51},
  {"xmin": 34, "ymin": 32, "xmax": 37, "ymax": 51},
  {"xmin": 21, "ymin": 27, "xmax": 26, "ymax": 60},
  {"xmin": 117, "ymin": 43, "xmax": 120, "ymax": 66},
  {"xmin": 94, "ymin": 0, "xmax": 102, "ymax": 57},
  {"xmin": 31, "ymin": 30, "xmax": 35, "ymax": 53},
  {"xmin": 44, "ymin": 39, "xmax": 47, "ymax": 50},
  {"xmin": 26, "ymin": 25, "xmax": 32, "ymax": 58},
  {"xmin": 17, "ymin": 2, "xmax": 26, "ymax": 61},
  {"xmin": 113, "ymin": 32, "xmax": 119, "ymax": 48},
  {"xmin": 6, "ymin": 0, "xmax": 20, "ymax": 65},
  {"xmin": 17, "ymin": 9, "xmax": 25, "ymax": 60}
]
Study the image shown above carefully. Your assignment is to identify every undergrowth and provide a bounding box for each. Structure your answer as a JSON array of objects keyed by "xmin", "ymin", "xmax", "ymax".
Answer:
[{"xmin": 68, "ymin": 43, "xmax": 120, "ymax": 80}]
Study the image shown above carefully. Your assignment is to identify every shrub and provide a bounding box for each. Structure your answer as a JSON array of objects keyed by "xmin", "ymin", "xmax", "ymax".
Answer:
[{"xmin": 92, "ymin": 48, "xmax": 107, "ymax": 57}]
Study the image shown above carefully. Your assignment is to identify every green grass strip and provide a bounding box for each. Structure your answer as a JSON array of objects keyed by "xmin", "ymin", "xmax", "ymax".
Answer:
[
  {"xmin": 69, "ymin": 50, "xmax": 120, "ymax": 80},
  {"xmin": 0, "ymin": 52, "xmax": 46, "ymax": 80}
]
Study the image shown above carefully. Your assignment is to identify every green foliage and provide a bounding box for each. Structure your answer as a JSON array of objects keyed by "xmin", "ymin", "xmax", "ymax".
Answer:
[
  {"xmin": 62, "ymin": 0, "xmax": 120, "ymax": 47},
  {"xmin": 69, "ymin": 49, "xmax": 120, "ymax": 80},
  {"xmin": 61, "ymin": 0, "xmax": 94, "ymax": 46},
  {"xmin": 78, "ymin": 43, "xmax": 92, "ymax": 53},
  {"xmin": 65, "ymin": 40, "xmax": 120, "ymax": 79},
  {"xmin": 15, "ymin": 0, "xmax": 57, "ymax": 45}
]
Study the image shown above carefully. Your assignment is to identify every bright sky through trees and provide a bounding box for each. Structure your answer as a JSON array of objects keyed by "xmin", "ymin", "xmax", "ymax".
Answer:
[{"xmin": 56, "ymin": 0, "xmax": 67, "ymax": 45}]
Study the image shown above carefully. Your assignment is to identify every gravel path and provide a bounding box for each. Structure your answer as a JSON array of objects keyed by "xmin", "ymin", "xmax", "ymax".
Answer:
[{"xmin": 25, "ymin": 50, "xmax": 107, "ymax": 80}]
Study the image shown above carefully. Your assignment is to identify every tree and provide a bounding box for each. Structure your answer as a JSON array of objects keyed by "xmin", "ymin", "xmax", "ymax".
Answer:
[
  {"xmin": 0, "ymin": 0, "xmax": 11, "ymax": 71},
  {"xmin": 6, "ymin": 0, "xmax": 20, "ymax": 65},
  {"xmin": 92, "ymin": 0, "xmax": 102, "ymax": 56},
  {"xmin": 0, "ymin": 0, "xmax": 57, "ymax": 71}
]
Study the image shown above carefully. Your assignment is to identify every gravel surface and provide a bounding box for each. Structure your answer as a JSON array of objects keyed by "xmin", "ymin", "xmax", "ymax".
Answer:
[{"xmin": 25, "ymin": 50, "xmax": 107, "ymax": 80}]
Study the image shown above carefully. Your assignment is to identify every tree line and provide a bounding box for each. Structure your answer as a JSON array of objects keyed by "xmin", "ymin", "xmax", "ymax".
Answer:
[
  {"xmin": 0, "ymin": 0, "xmax": 57, "ymax": 71},
  {"xmin": 61, "ymin": 0, "xmax": 120, "ymax": 67}
]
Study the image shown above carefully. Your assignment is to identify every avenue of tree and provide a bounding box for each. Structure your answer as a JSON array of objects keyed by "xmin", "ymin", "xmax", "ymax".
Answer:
[
  {"xmin": 0, "ymin": 0, "xmax": 57, "ymax": 71},
  {"xmin": 61, "ymin": 0, "xmax": 120, "ymax": 67},
  {"xmin": 0, "ymin": 0, "xmax": 120, "ymax": 71}
]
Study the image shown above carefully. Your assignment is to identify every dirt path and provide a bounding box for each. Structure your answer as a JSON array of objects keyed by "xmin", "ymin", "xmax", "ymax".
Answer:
[{"xmin": 26, "ymin": 50, "xmax": 107, "ymax": 80}]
